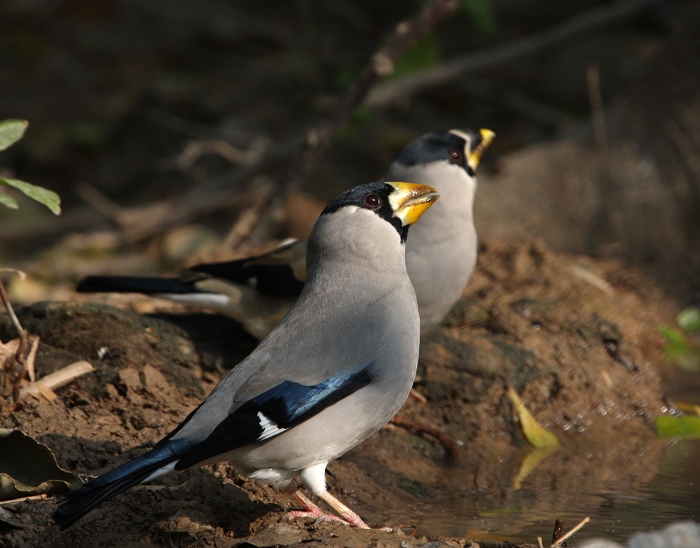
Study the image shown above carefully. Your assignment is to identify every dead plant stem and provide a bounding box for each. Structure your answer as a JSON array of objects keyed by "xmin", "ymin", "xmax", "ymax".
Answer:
[{"xmin": 0, "ymin": 277, "xmax": 28, "ymax": 403}]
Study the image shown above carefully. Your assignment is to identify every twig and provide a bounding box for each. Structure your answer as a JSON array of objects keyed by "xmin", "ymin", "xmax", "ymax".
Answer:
[
  {"xmin": 25, "ymin": 335, "xmax": 39, "ymax": 383},
  {"xmin": 174, "ymin": 137, "xmax": 270, "ymax": 169},
  {"xmin": 569, "ymin": 264, "xmax": 614, "ymax": 296},
  {"xmin": 115, "ymin": 139, "xmax": 301, "ymax": 243},
  {"xmin": 0, "ymin": 494, "xmax": 48, "ymax": 506},
  {"xmin": 366, "ymin": 0, "xmax": 663, "ymax": 108},
  {"xmin": 0, "ymin": 276, "xmax": 29, "ymax": 403},
  {"xmin": 20, "ymin": 360, "xmax": 95, "ymax": 398},
  {"xmin": 283, "ymin": 0, "xmax": 458, "ymax": 195},
  {"xmin": 74, "ymin": 181, "xmax": 125, "ymax": 223},
  {"xmin": 552, "ymin": 516, "xmax": 590, "ymax": 547},
  {"xmin": 587, "ymin": 64, "xmax": 609, "ymax": 152},
  {"xmin": 587, "ymin": 63, "xmax": 625, "ymax": 248},
  {"xmin": 245, "ymin": 0, "xmax": 458, "ymax": 243},
  {"xmin": 69, "ymin": 1, "xmax": 457, "ymax": 245},
  {"xmin": 222, "ymin": 177, "xmax": 275, "ymax": 250}
]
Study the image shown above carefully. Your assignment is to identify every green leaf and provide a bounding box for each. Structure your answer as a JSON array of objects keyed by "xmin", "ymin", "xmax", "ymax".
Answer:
[
  {"xmin": 660, "ymin": 326, "xmax": 687, "ymax": 347},
  {"xmin": 678, "ymin": 307, "xmax": 700, "ymax": 333},
  {"xmin": 0, "ymin": 429, "xmax": 80, "ymax": 501},
  {"xmin": 659, "ymin": 325, "xmax": 700, "ymax": 370},
  {"xmin": 0, "ymin": 192, "xmax": 19, "ymax": 209},
  {"xmin": 0, "ymin": 178, "xmax": 61, "ymax": 215},
  {"xmin": 0, "ymin": 120, "xmax": 28, "ymax": 151},
  {"xmin": 655, "ymin": 415, "xmax": 700, "ymax": 439}
]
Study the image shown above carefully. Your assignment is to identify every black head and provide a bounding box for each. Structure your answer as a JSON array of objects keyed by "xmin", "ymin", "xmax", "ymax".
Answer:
[
  {"xmin": 321, "ymin": 182, "xmax": 407, "ymax": 241},
  {"xmin": 395, "ymin": 129, "xmax": 489, "ymax": 177}
]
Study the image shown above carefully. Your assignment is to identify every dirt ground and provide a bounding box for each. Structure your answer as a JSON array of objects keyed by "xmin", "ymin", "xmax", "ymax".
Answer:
[
  {"xmin": 0, "ymin": 237, "xmax": 680, "ymax": 548},
  {"xmin": 2, "ymin": 1, "xmax": 700, "ymax": 545}
]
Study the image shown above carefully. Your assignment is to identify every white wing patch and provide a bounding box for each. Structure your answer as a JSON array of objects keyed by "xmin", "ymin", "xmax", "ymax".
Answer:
[
  {"xmin": 257, "ymin": 412, "xmax": 287, "ymax": 441},
  {"xmin": 156, "ymin": 293, "xmax": 232, "ymax": 308},
  {"xmin": 141, "ymin": 461, "xmax": 177, "ymax": 483}
]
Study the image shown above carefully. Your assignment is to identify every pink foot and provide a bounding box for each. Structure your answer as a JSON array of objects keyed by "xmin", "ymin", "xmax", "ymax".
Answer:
[
  {"xmin": 408, "ymin": 387, "xmax": 427, "ymax": 403},
  {"xmin": 288, "ymin": 491, "xmax": 350, "ymax": 525}
]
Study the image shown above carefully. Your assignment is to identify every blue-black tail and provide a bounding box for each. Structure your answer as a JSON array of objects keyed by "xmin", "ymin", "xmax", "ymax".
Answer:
[
  {"xmin": 52, "ymin": 442, "xmax": 184, "ymax": 529},
  {"xmin": 76, "ymin": 275, "xmax": 200, "ymax": 295}
]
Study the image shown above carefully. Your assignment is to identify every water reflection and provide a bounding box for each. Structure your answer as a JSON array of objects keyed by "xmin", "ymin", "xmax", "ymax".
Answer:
[{"xmin": 379, "ymin": 439, "xmax": 700, "ymax": 544}]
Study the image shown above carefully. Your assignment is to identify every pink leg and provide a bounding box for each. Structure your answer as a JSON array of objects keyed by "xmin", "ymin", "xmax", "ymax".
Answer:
[
  {"xmin": 287, "ymin": 490, "xmax": 350, "ymax": 525},
  {"xmin": 317, "ymin": 490, "xmax": 370, "ymax": 529},
  {"xmin": 408, "ymin": 387, "xmax": 427, "ymax": 403}
]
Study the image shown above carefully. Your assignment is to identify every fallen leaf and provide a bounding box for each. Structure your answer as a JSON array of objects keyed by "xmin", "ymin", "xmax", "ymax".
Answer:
[
  {"xmin": 0, "ymin": 430, "xmax": 80, "ymax": 501},
  {"xmin": 655, "ymin": 415, "xmax": 700, "ymax": 439},
  {"xmin": 507, "ymin": 386, "xmax": 560, "ymax": 449}
]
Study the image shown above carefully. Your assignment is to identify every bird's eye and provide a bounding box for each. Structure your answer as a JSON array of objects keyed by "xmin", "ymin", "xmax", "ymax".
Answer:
[
  {"xmin": 363, "ymin": 194, "xmax": 381, "ymax": 208},
  {"xmin": 449, "ymin": 148, "xmax": 462, "ymax": 164}
]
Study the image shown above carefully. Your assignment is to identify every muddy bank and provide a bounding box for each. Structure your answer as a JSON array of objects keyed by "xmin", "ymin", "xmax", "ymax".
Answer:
[{"xmin": 0, "ymin": 238, "xmax": 677, "ymax": 547}]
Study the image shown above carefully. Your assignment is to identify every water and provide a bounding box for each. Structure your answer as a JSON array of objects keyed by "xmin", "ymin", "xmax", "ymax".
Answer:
[{"xmin": 380, "ymin": 438, "xmax": 700, "ymax": 544}]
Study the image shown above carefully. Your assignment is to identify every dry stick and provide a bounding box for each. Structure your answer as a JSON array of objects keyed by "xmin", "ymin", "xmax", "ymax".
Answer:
[
  {"xmin": 117, "ymin": 139, "xmax": 301, "ymax": 243},
  {"xmin": 85, "ymin": 2, "xmax": 457, "ymax": 245},
  {"xmin": 73, "ymin": 181, "xmax": 126, "ymax": 223},
  {"xmin": 25, "ymin": 335, "xmax": 39, "ymax": 383},
  {"xmin": 281, "ymin": 0, "xmax": 458, "ymax": 198},
  {"xmin": 587, "ymin": 63, "xmax": 625, "ymax": 248},
  {"xmin": 587, "ymin": 64, "xmax": 609, "ymax": 152},
  {"xmin": 552, "ymin": 516, "xmax": 590, "ymax": 547},
  {"xmin": 0, "ymin": 277, "xmax": 29, "ymax": 403},
  {"xmin": 245, "ymin": 0, "xmax": 458, "ymax": 243},
  {"xmin": 222, "ymin": 178, "xmax": 275, "ymax": 251},
  {"xmin": 0, "ymin": 494, "xmax": 49, "ymax": 506},
  {"xmin": 367, "ymin": 0, "xmax": 663, "ymax": 108},
  {"xmin": 20, "ymin": 361, "xmax": 95, "ymax": 399}
]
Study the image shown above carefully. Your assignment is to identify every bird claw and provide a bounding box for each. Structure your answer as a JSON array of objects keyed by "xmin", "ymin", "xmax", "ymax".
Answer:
[
  {"xmin": 287, "ymin": 508, "xmax": 350, "ymax": 525},
  {"xmin": 291, "ymin": 490, "xmax": 371, "ymax": 529}
]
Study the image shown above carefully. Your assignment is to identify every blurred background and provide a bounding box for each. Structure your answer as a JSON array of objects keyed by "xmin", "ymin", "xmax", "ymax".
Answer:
[
  {"xmin": 2, "ymin": 2, "xmax": 700, "ymax": 543},
  {"xmin": 0, "ymin": 0, "xmax": 698, "ymax": 303}
]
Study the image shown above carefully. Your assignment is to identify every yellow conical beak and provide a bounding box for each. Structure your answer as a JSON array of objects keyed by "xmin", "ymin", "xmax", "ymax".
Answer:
[
  {"xmin": 387, "ymin": 182, "xmax": 440, "ymax": 226},
  {"xmin": 466, "ymin": 128, "xmax": 495, "ymax": 171}
]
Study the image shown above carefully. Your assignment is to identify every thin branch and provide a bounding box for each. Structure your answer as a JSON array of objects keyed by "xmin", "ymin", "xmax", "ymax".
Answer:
[
  {"xmin": 62, "ymin": 0, "xmax": 457, "ymax": 245},
  {"xmin": 366, "ymin": 0, "xmax": 663, "ymax": 108},
  {"xmin": 25, "ymin": 335, "xmax": 39, "ymax": 383},
  {"xmin": 20, "ymin": 360, "xmax": 95, "ymax": 399},
  {"xmin": 552, "ymin": 516, "xmax": 590, "ymax": 547},
  {"xmin": 115, "ymin": 138, "xmax": 301, "ymax": 243},
  {"xmin": 74, "ymin": 181, "xmax": 126, "ymax": 223},
  {"xmin": 0, "ymin": 276, "xmax": 29, "ymax": 403},
  {"xmin": 284, "ymin": 0, "xmax": 458, "ymax": 194},
  {"xmin": 587, "ymin": 63, "xmax": 625, "ymax": 247},
  {"xmin": 240, "ymin": 0, "xmax": 458, "ymax": 243},
  {"xmin": 587, "ymin": 64, "xmax": 609, "ymax": 152},
  {"xmin": 0, "ymin": 494, "xmax": 48, "ymax": 506}
]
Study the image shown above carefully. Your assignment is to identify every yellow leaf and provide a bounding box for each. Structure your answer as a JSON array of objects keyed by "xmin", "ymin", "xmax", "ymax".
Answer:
[{"xmin": 507, "ymin": 386, "xmax": 560, "ymax": 449}]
